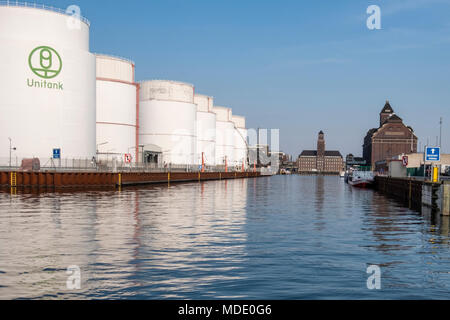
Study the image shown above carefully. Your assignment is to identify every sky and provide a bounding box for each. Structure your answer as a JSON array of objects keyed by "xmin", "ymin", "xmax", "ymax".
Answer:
[{"xmin": 46, "ymin": 0, "xmax": 450, "ymax": 157}]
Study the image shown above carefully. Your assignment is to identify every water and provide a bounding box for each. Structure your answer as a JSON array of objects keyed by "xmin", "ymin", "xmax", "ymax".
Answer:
[{"xmin": 0, "ymin": 175, "xmax": 449, "ymax": 299}]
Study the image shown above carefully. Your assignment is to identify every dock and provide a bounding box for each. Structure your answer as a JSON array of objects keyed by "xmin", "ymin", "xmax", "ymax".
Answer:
[{"xmin": 0, "ymin": 171, "xmax": 262, "ymax": 189}]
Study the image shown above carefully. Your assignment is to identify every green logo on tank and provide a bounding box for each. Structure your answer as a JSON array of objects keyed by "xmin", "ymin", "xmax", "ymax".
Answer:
[{"xmin": 28, "ymin": 46, "xmax": 62, "ymax": 79}]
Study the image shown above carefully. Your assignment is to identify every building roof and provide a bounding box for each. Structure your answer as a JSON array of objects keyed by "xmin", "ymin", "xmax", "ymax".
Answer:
[
  {"xmin": 299, "ymin": 150, "xmax": 342, "ymax": 157},
  {"xmin": 381, "ymin": 100, "xmax": 394, "ymax": 114},
  {"xmin": 300, "ymin": 150, "xmax": 317, "ymax": 157},
  {"xmin": 387, "ymin": 113, "xmax": 403, "ymax": 122},
  {"xmin": 325, "ymin": 151, "xmax": 342, "ymax": 157},
  {"xmin": 367, "ymin": 128, "xmax": 378, "ymax": 136}
]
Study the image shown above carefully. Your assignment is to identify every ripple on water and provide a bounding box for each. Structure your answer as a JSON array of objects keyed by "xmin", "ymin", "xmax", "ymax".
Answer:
[{"xmin": 0, "ymin": 176, "xmax": 449, "ymax": 299}]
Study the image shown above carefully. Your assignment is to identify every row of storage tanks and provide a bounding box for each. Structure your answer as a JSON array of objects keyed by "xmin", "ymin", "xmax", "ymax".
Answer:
[
  {"xmin": 0, "ymin": 4, "xmax": 248, "ymax": 168},
  {"xmin": 97, "ymin": 56, "xmax": 248, "ymax": 167}
]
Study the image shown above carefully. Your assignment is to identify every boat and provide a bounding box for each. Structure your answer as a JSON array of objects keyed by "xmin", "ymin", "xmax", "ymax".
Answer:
[
  {"xmin": 348, "ymin": 171, "xmax": 374, "ymax": 188},
  {"xmin": 339, "ymin": 171, "xmax": 345, "ymax": 178}
]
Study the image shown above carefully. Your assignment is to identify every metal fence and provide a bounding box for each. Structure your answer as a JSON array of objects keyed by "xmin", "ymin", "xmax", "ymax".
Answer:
[
  {"xmin": 0, "ymin": 157, "xmax": 259, "ymax": 173},
  {"xmin": 0, "ymin": 1, "xmax": 91, "ymax": 26}
]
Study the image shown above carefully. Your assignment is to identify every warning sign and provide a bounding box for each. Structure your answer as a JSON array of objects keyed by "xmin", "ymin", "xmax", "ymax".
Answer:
[{"xmin": 124, "ymin": 154, "xmax": 132, "ymax": 164}]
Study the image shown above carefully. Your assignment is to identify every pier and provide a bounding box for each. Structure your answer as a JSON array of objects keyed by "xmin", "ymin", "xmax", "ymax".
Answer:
[{"xmin": 0, "ymin": 170, "xmax": 261, "ymax": 189}]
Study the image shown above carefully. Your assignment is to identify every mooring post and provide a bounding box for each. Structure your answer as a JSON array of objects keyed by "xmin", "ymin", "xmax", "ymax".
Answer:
[{"xmin": 409, "ymin": 179, "xmax": 412, "ymax": 208}]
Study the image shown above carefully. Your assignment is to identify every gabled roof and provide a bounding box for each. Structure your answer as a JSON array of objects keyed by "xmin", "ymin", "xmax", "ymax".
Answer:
[
  {"xmin": 365, "ymin": 128, "xmax": 378, "ymax": 138},
  {"xmin": 387, "ymin": 113, "xmax": 403, "ymax": 122},
  {"xmin": 381, "ymin": 100, "xmax": 394, "ymax": 114}
]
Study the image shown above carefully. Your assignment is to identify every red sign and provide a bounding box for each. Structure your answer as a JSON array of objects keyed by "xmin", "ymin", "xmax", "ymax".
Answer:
[
  {"xmin": 402, "ymin": 156, "xmax": 408, "ymax": 167},
  {"xmin": 124, "ymin": 154, "xmax": 132, "ymax": 164}
]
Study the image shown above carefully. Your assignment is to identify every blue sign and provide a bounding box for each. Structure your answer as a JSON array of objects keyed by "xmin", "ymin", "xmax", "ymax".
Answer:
[
  {"xmin": 53, "ymin": 148, "xmax": 61, "ymax": 159},
  {"xmin": 426, "ymin": 147, "xmax": 440, "ymax": 162}
]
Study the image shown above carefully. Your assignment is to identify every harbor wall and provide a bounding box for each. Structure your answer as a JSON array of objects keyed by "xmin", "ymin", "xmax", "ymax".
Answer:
[
  {"xmin": 374, "ymin": 176, "xmax": 450, "ymax": 215},
  {"xmin": 0, "ymin": 171, "xmax": 261, "ymax": 188},
  {"xmin": 374, "ymin": 176, "xmax": 423, "ymax": 210}
]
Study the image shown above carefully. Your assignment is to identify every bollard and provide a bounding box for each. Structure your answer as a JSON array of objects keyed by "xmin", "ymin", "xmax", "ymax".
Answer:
[{"xmin": 432, "ymin": 166, "xmax": 439, "ymax": 183}]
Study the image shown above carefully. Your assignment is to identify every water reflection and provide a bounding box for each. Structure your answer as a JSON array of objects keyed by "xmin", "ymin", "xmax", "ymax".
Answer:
[{"xmin": 0, "ymin": 176, "xmax": 450, "ymax": 299}]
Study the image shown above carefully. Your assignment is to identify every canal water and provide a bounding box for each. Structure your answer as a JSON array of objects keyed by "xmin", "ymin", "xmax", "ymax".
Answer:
[{"xmin": 0, "ymin": 175, "xmax": 449, "ymax": 300}]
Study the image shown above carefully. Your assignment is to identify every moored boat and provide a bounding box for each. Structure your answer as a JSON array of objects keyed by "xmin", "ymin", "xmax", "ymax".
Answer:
[{"xmin": 348, "ymin": 171, "xmax": 374, "ymax": 188}]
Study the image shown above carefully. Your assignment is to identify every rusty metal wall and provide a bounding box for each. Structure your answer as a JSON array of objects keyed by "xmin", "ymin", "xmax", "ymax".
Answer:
[{"xmin": 0, "ymin": 171, "xmax": 261, "ymax": 188}]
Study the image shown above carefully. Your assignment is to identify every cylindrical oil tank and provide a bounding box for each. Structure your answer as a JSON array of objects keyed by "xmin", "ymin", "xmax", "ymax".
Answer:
[
  {"xmin": 0, "ymin": 4, "xmax": 96, "ymax": 163},
  {"xmin": 139, "ymin": 80, "xmax": 197, "ymax": 165},
  {"xmin": 212, "ymin": 106, "xmax": 235, "ymax": 166},
  {"xmin": 195, "ymin": 94, "xmax": 216, "ymax": 166},
  {"xmin": 232, "ymin": 115, "xmax": 248, "ymax": 168},
  {"xmin": 96, "ymin": 54, "xmax": 137, "ymax": 163}
]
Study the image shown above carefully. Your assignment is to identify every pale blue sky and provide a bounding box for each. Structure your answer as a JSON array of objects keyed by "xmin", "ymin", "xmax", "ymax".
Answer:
[{"xmin": 49, "ymin": 0, "xmax": 450, "ymax": 157}]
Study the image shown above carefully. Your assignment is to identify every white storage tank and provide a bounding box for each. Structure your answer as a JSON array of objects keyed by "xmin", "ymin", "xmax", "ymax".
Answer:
[
  {"xmin": 0, "ymin": 4, "xmax": 96, "ymax": 163},
  {"xmin": 195, "ymin": 94, "xmax": 216, "ymax": 166},
  {"xmin": 212, "ymin": 106, "xmax": 235, "ymax": 167},
  {"xmin": 96, "ymin": 54, "xmax": 138, "ymax": 163},
  {"xmin": 232, "ymin": 115, "xmax": 248, "ymax": 169},
  {"xmin": 139, "ymin": 80, "xmax": 197, "ymax": 165}
]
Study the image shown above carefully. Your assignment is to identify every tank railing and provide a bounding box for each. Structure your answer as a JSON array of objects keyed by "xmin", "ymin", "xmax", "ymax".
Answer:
[
  {"xmin": 0, "ymin": 157, "xmax": 259, "ymax": 173},
  {"xmin": 0, "ymin": 1, "xmax": 90, "ymax": 26},
  {"xmin": 93, "ymin": 53, "xmax": 135, "ymax": 66}
]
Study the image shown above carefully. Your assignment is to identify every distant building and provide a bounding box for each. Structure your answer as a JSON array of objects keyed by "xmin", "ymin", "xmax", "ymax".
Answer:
[
  {"xmin": 345, "ymin": 154, "xmax": 367, "ymax": 169},
  {"xmin": 271, "ymin": 151, "xmax": 291, "ymax": 164},
  {"xmin": 363, "ymin": 101, "xmax": 418, "ymax": 167},
  {"xmin": 377, "ymin": 153, "xmax": 450, "ymax": 171},
  {"xmin": 298, "ymin": 131, "xmax": 344, "ymax": 174}
]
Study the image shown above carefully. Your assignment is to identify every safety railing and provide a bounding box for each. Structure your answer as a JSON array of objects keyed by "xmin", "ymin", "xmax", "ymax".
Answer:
[
  {"xmin": 93, "ymin": 53, "xmax": 135, "ymax": 66},
  {"xmin": 0, "ymin": 157, "xmax": 259, "ymax": 173},
  {"xmin": 0, "ymin": 1, "xmax": 90, "ymax": 26}
]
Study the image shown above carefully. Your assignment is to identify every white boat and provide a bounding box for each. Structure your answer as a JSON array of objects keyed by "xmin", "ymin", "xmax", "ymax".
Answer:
[
  {"xmin": 348, "ymin": 171, "xmax": 374, "ymax": 188},
  {"xmin": 339, "ymin": 171, "xmax": 345, "ymax": 178}
]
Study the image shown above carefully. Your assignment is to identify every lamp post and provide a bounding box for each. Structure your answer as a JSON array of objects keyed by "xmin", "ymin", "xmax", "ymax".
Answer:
[
  {"xmin": 440, "ymin": 117, "xmax": 443, "ymax": 149},
  {"xmin": 8, "ymin": 137, "xmax": 16, "ymax": 168},
  {"xmin": 139, "ymin": 145, "xmax": 145, "ymax": 164},
  {"xmin": 8, "ymin": 137, "xmax": 11, "ymax": 167}
]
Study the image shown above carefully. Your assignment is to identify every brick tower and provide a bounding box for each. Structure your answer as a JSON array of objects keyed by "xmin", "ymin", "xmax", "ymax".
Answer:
[{"xmin": 316, "ymin": 131, "xmax": 325, "ymax": 172}]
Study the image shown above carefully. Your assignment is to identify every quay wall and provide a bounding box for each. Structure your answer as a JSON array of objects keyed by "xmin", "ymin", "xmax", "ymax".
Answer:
[
  {"xmin": 374, "ymin": 176, "xmax": 449, "ymax": 215},
  {"xmin": 374, "ymin": 176, "xmax": 424, "ymax": 210},
  {"xmin": 0, "ymin": 171, "xmax": 261, "ymax": 188}
]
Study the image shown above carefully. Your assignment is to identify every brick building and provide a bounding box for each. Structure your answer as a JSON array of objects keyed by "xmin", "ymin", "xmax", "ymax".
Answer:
[
  {"xmin": 298, "ymin": 131, "xmax": 344, "ymax": 174},
  {"xmin": 363, "ymin": 101, "xmax": 417, "ymax": 167}
]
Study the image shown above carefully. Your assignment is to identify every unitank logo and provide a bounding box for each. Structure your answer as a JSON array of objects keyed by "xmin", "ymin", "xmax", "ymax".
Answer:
[{"xmin": 28, "ymin": 46, "xmax": 62, "ymax": 79}]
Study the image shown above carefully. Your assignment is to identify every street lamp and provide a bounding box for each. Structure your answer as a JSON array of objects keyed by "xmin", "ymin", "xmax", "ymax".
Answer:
[
  {"xmin": 139, "ymin": 145, "xmax": 145, "ymax": 164},
  {"xmin": 8, "ymin": 137, "xmax": 16, "ymax": 168}
]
